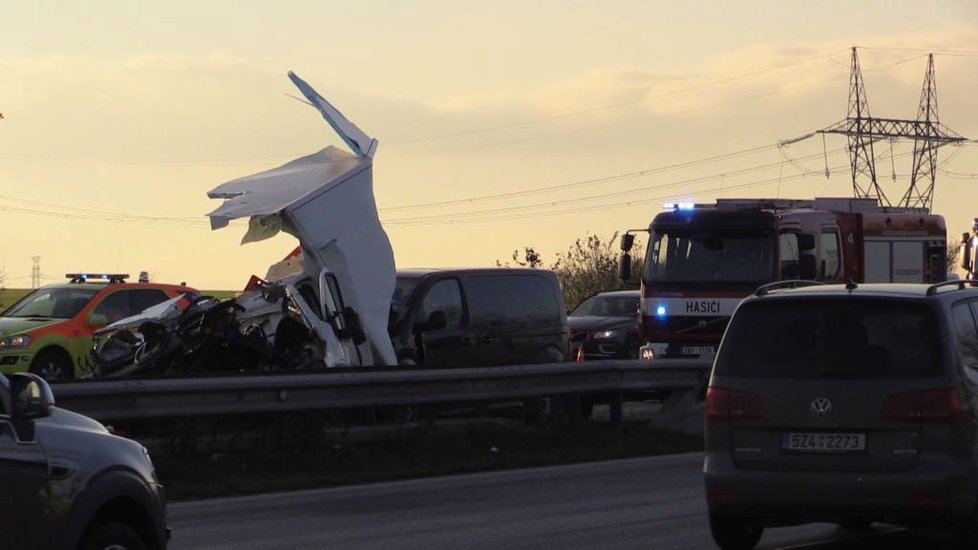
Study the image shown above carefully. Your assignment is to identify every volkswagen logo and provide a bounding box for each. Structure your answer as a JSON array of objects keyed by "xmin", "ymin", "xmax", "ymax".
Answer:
[{"xmin": 810, "ymin": 397, "xmax": 833, "ymax": 418}]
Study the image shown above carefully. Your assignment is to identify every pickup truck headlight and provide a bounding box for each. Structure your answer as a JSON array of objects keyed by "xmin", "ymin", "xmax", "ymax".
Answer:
[
  {"xmin": 592, "ymin": 330, "xmax": 621, "ymax": 340},
  {"xmin": 0, "ymin": 335, "xmax": 31, "ymax": 349}
]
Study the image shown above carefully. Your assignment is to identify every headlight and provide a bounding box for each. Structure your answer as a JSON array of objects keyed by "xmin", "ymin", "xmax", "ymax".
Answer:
[
  {"xmin": 592, "ymin": 329, "xmax": 621, "ymax": 340},
  {"xmin": 0, "ymin": 335, "xmax": 31, "ymax": 349}
]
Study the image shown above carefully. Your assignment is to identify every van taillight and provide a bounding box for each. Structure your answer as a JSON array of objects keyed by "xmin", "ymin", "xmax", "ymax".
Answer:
[
  {"xmin": 880, "ymin": 388, "xmax": 964, "ymax": 423},
  {"xmin": 705, "ymin": 387, "xmax": 765, "ymax": 422}
]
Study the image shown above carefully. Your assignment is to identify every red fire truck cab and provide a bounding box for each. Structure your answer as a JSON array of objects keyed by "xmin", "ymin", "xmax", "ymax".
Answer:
[{"xmin": 619, "ymin": 197, "xmax": 947, "ymax": 360}]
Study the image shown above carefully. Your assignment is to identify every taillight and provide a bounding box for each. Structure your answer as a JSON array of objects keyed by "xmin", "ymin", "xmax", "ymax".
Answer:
[
  {"xmin": 705, "ymin": 387, "xmax": 765, "ymax": 422},
  {"xmin": 880, "ymin": 388, "xmax": 964, "ymax": 423}
]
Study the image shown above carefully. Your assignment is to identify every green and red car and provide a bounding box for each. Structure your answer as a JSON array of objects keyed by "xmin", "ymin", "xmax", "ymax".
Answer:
[{"xmin": 0, "ymin": 274, "xmax": 198, "ymax": 380}]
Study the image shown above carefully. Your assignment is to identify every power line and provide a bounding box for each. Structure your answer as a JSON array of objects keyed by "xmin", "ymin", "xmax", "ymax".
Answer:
[
  {"xmin": 383, "ymin": 148, "xmax": 861, "ymax": 226},
  {"xmin": 382, "ymin": 142, "xmax": 782, "ymax": 212}
]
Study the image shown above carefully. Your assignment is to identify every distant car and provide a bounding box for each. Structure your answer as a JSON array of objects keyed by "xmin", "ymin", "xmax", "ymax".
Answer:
[
  {"xmin": 568, "ymin": 290, "xmax": 640, "ymax": 360},
  {"xmin": 0, "ymin": 371, "xmax": 168, "ymax": 549},
  {"xmin": 705, "ymin": 280, "xmax": 978, "ymax": 549},
  {"xmin": 390, "ymin": 268, "xmax": 570, "ymax": 367},
  {"xmin": 0, "ymin": 274, "xmax": 198, "ymax": 380}
]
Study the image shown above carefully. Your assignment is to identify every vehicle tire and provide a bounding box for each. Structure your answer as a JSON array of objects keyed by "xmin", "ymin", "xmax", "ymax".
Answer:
[
  {"xmin": 82, "ymin": 521, "xmax": 146, "ymax": 550},
  {"xmin": 29, "ymin": 348, "xmax": 73, "ymax": 381},
  {"xmin": 709, "ymin": 513, "xmax": 763, "ymax": 550},
  {"xmin": 538, "ymin": 346, "xmax": 565, "ymax": 364},
  {"xmin": 836, "ymin": 518, "xmax": 872, "ymax": 530},
  {"xmin": 951, "ymin": 512, "xmax": 978, "ymax": 550}
]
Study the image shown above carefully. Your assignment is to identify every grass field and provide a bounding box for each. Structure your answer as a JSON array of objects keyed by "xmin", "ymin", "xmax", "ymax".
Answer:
[{"xmin": 157, "ymin": 421, "xmax": 703, "ymax": 501}]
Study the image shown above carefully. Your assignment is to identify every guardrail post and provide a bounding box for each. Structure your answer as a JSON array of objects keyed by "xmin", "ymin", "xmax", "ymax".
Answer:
[{"xmin": 609, "ymin": 392, "xmax": 623, "ymax": 425}]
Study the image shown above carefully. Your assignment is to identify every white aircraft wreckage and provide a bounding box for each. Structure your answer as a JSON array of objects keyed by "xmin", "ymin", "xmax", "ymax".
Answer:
[{"xmin": 92, "ymin": 73, "xmax": 396, "ymax": 376}]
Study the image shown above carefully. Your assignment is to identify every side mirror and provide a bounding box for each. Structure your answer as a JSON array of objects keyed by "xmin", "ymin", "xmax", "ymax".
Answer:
[
  {"xmin": 10, "ymin": 373, "xmax": 55, "ymax": 420},
  {"xmin": 414, "ymin": 310, "xmax": 448, "ymax": 333},
  {"xmin": 7, "ymin": 373, "xmax": 54, "ymax": 442},
  {"xmin": 88, "ymin": 313, "xmax": 109, "ymax": 328},
  {"xmin": 621, "ymin": 233, "xmax": 635, "ymax": 252},
  {"xmin": 618, "ymin": 253, "xmax": 633, "ymax": 282}
]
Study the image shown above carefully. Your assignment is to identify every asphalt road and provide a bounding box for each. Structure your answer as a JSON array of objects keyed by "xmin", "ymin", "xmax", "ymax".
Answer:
[{"xmin": 169, "ymin": 453, "xmax": 958, "ymax": 549}]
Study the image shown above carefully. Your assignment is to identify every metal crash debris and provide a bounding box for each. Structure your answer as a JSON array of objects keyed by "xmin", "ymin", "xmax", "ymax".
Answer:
[{"xmin": 91, "ymin": 72, "xmax": 397, "ymax": 376}]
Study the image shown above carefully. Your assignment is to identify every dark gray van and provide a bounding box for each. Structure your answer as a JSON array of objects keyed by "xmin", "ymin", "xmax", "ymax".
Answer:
[
  {"xmin": 705, "ymin": 280, "xmax": 978, "ymax": 549},
  {"xmin": 390, "ymin": 269, "xmax": 569, "ymax": 367}
]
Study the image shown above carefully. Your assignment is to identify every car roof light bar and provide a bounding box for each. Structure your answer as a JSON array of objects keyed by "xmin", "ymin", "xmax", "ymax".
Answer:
[{"xmin": 66, "ymin": 273, "xmax": 130, "ymax": 284}]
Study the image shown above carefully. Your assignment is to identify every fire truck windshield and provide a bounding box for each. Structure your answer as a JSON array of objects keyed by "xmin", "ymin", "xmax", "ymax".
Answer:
[{"xmin": 644, "ymin": 228, "xmax": 775, "ymax": 283}]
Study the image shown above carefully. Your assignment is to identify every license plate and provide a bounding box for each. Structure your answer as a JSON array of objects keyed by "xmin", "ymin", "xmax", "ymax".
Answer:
[
  {"xmin": 681, "ymin": 346, "xmax": 713, "ymax": 357},
  {"xmin": 783, "ymin": 432, "xmax": 866, "ymax": 453}
]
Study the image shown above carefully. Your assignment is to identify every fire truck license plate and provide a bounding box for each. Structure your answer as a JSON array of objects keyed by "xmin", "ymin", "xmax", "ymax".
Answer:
[
  {"xmin": 681, "ymin": 346, "xmax": 713, "ymax": 356},
  {"xmin": 783, "ymin": 433, "xmax": 866, "ymax": 453}
]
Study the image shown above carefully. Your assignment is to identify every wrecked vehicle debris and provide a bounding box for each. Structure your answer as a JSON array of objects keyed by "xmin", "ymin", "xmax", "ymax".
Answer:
[
  {"xmin": 91, "ymin": 278, "xmax": 335, "ymax": 377},
  {"xmin": 90, "ymin": 71, "xmax": 397, "ymax": 377},
  {"xmin": 206, "ymin": 71, "xmax": 396, "ymax": 368}
]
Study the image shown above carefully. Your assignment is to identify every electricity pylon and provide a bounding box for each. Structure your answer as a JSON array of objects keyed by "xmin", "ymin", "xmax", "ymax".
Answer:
[{"xmin": 818, "ymin": 48, "xmax": 966, "ymax": 210}]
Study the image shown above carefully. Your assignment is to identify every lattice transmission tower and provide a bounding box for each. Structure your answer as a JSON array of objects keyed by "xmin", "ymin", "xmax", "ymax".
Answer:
[{"xmin": 818, "ymin": 47, "xmax": 967, "ymax": 210}]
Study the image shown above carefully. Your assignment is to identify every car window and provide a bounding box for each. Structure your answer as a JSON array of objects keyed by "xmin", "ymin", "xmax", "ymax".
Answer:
[
  {"xmin": 92, "ymin": 291, "xmax": 132, "ymax": 323},
  {"xmin": 952, "ymin": 301, "xmax": 978, "ymax": 381},
  {"xmin": 717, "ymin": 298, "xmax": 942, "ymax": 378},
  {"xmin": 5, "ymin": 288, "xmax": 99, "ymax": 319},
  {"xmin": 572, "ymin": 295, "xmax": 637, "ymax": 317},
  {"xmin": 129, "ymin": 289, "xmax": 171, "ymax": 315},
  {"xmin": 417, "ymin": 279, "xmax": 463, "ymax": 328},
  {"xmin": 516, "ymin": 276, "xmax": 561, "ymax": 324},
  {"xmin": 467, "ymin": 276, "xmax": 522, "ymax": 325},
  {"xmin": 296, "ymin": 282, "xmax": 324, "ymax": 321},
  {"xmin": 819, "ymin": 231, "xmax": 840, "ymax": 280}
]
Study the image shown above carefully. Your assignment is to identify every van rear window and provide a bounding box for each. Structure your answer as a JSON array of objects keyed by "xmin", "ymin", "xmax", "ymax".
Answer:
[{"xmin": 716, "ymin": 298, "xmax": 942, "ymax": 378}]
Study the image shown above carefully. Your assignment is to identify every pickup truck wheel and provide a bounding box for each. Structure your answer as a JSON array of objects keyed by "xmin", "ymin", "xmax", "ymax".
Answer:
[
  {"xmin": 83, "ymin": 521, "xmax": 146, "ymax": 550},
  {"xmin": 29, "ymin": 349, "xmax": 73, "ymax": 381}
]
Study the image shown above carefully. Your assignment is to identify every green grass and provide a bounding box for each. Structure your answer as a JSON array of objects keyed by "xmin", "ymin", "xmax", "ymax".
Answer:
[{"xmin": 155, "ymin": 421, "xmax": 703, "ymax": 501}]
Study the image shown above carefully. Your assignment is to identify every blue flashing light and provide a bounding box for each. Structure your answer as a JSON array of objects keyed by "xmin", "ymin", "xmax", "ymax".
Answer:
[
  {"xmin": 662, "ymin": 201, "xmax": 695, "ymax": 211},
  {"xmin": 656, "ymin": 305, "xmax": 667, "ymax": 317}
]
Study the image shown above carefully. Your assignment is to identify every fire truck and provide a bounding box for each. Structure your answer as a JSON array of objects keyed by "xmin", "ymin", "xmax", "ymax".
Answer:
[
  {"xmin": 619, "ymin": 197, "xmax": 947, "ymax": 360},
  {"xmin": 960, "ymin": 218, "xmax": 978, "ymax": 280}
]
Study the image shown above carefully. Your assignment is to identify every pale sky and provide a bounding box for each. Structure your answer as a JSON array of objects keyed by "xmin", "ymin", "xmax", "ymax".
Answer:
[{"xmin": 1, "ymin": 1, "xmax": 977, "ymax": 289}]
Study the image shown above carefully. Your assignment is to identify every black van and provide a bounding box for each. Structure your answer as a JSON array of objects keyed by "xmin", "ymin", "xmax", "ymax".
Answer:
[{"xmin": 389, "ymin": 269, "xmax": 569, "ymax": 367}]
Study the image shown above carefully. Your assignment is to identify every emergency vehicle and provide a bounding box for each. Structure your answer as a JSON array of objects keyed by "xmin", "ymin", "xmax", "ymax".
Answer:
[{"xmin": 619, "ymin": 197, "xmax": 947, "ymax": 359}]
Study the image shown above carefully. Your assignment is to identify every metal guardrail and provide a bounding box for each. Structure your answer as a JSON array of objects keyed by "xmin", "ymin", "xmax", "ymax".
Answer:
[{"xmin": 51, "ymin": 359, "xmax": 712, "ymax": 423}]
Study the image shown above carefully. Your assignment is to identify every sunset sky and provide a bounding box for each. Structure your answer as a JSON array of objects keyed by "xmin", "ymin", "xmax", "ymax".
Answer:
[{"xmin": 1, "ymin": 1, "xmax": 976, "ymax": 289}]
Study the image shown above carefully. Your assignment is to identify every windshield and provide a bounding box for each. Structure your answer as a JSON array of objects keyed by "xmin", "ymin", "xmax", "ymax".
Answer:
[
  {"xmin": 644, "ymin": 228, "xmax": 775, "ymax": 283},
  {"xmin": 571, "ymin": 294, "xmax": 639, "ymax": 317},
  {"xmin": 4, "ymin": 287, "xmax": 99, "ymax": 319}
]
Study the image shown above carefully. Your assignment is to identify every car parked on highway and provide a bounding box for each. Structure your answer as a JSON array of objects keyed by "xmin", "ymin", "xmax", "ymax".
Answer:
[
  {"xmin": 390, "ymin": 268, "xmax": 570, "ymax": 367},
  {"xmin": 705, "ymin": 280, "xmax": 978, "ymax": 549},
  {"xmin": 568, "ymin": 290, "xmax": 640, "ymax": 360},
  {"xmin": 0, "ymin": 371, "xmax": 168, "ymax": 549},
  {"xmin": 0, "ymin": 274, "xmax": 198, "ymax": 380}
]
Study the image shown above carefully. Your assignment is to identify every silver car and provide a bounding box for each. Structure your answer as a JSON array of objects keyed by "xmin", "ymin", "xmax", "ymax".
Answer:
[{"xmin": 704, "ymin": 281, "xmax": 978, "ymax": 549}]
